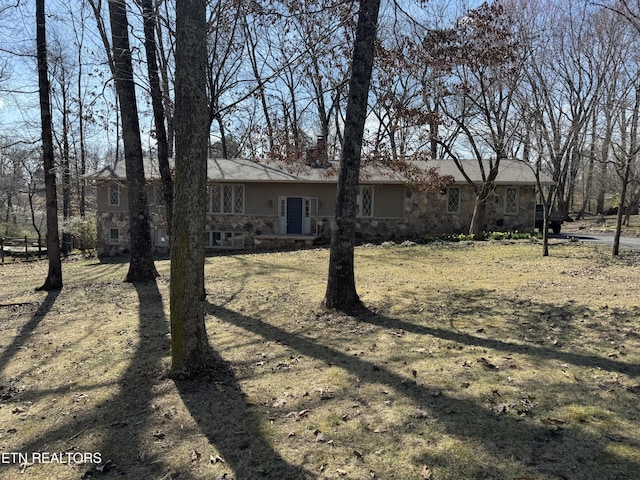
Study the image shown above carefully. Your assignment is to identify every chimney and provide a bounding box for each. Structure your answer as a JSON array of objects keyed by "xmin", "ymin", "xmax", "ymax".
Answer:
[{"xmin": 305, "ymin": 135, "xmax": 328, "ymax": 166}]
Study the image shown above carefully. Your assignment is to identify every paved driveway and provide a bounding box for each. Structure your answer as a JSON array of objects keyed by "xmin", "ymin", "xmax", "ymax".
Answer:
[{"xmin": 559, "ymin": 233, "xmax": 640, "ymax": 251}]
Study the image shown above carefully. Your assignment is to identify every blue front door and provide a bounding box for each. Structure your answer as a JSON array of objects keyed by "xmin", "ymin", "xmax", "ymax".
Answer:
[{"xmin": 286, "ymin": 197, "xmax": 303, "ymax": 234}]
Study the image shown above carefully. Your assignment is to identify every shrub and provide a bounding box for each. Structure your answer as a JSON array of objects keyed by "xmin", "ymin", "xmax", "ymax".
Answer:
[{"xmin": 62, "ymin": 217, "xmax": 97, "ymax": 253}]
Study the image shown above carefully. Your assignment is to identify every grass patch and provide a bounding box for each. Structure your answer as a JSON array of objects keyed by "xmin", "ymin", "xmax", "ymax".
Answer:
[{"xmin": 1, "ymin": 242, "xmax": 640, "ymax": 479}]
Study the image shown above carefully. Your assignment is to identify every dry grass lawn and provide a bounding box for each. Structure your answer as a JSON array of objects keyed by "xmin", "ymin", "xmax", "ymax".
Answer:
[{"xmin": 0, "ymin": 239, "xmax": 639, "ymax": 480}]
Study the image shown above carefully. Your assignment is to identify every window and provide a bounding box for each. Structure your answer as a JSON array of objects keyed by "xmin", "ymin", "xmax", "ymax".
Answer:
[
  {"xmin": 109, "ymin": 228, "xmax": 120, "ymax": 244},
  {"xmin": 505, "ymin": 187, "xmax": 519, "ymax": 214},
  {"xmin": 204, "ymin": 231, "xmax": 245, "ymax": 249},
  {"xmin": 208, "ymin": 183, "xmax": 244, "ymax": 214},
  {"xmin": 108, "ymin": 183, "xmax": 120, "ymax": 206},
  {"xmin": 155, "ymin": 185, "xmax": 165, "ymax": 206},
  {"xmin": 357, "ymin": 185, "xmax": 374, "ymax": 217},
  {"xmin": 447, "ymin": 187, "xmax": 460, "ymax": 213}
]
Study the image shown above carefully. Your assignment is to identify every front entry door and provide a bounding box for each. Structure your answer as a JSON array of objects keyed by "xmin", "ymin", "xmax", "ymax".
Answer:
[{"xmin": 286, "ymin": 197, "xmax": 303, "ymax": 234}]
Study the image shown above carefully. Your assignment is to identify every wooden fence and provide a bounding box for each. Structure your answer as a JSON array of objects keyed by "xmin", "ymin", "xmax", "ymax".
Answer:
[{"xmin": 0, "ymin": 237, "xmax": 47, "ymax": 263}]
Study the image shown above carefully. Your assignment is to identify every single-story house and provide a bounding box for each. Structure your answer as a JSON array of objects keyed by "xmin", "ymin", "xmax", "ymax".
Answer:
[{"xmin": 86, "ymin": 157, "xmax": 551, "ymax": 256}]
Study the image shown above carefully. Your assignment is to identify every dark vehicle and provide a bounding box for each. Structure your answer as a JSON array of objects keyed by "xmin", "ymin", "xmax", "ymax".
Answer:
[{"xmin": 535, "ymin": 204, "xmax": 563, "ymax": 234}]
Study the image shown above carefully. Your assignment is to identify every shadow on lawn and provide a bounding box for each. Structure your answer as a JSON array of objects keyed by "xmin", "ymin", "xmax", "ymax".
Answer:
[
  {"xmin": 174, "ymin": 356, "xmax": 314, "ymax": 479},
  {"xmin": 0, "ymin": 290, "xmax": 59, "ymax": 377},
  {"xmin": 4, "ymin": 279, "xmax": 312, "ymax": 479},
  {"xmin": 206, "ymin": 301, "xmax": 640, "ymax": 480},
  {"xmin": 362, "ymin": 302, "xmax": 640, "ymax": 379},
  {"xmin": 108, "ymin": 282, "xmax": 312, "ymax": 479}
]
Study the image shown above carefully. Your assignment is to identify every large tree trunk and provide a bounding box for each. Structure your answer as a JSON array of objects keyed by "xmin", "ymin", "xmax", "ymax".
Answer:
[
  {"xmin": 141, "ymin": 0, "xmax": 173, "ymax": 246},
  {"xmin": 323, "ymin": 0, "xmax": 380, "ymax": 312},
  {"xmin": 170, "ymin": 0, "xmax": 214, "ymax": 374},
  {"xmin": 36, "ymin": 0, "xmax": 63, "ymax": 291},
  {"xmin": 108, "ymin": 0, "xmax": 158, "ymax": 282}
]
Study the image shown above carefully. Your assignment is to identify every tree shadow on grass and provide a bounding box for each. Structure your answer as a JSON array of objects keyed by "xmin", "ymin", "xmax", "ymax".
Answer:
[
  {"xmin": 206, "ymin": 301, "xmax": 640, "ymax": 480},
  {"xmin": 2, "ymin": 281, "xmax": 172, "ymax": 478},
  {"xmin": 1, "ymin": 279, "xmax": 312, "ymax": 479},
  {"xmin": 0, "ymin": 290, "xmax": 59, "ymax": 376},
  {"xmin": 359, "ymin": 300, "xmax": 640, "ymax": 379},
  {"xmin": 86, "ymin": 281, "xmax": 312, "ymax": 479},
  {"xmin": 174, "ymin": 356, "xmax": 315, "ymax": 479}
]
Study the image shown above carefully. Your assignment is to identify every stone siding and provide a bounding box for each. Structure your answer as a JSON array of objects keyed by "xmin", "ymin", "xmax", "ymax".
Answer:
[{"xmin": 95, "ymin": 183, "xmax": 538, "ymax": 256}]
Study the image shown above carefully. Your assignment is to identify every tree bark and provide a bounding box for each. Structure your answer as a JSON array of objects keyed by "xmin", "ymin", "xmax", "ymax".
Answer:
[
  {"xmin": 468, "ymin": 167, "xmax": 499, "ymax": 240},
  {"xmin": 614, "ymin": 85, "xmax": 640, "ymax": 256},
  {"xmin": 323, "ymin": 0, "xmax": 380, "ymax": 312},
  {"xmin": 141, "ymin": 0, "xmax": 173, "ymax": 246},
  {"xmin": 108, "ymin": 0, "xmax": 158, "ymax": 282},
  {"xmin": 170, "ymin": 0, "xmax": 214, "ymax": 374},
  {"xmin": 36, "ymin": 0, "xmax": 63, "ymax": 291}
]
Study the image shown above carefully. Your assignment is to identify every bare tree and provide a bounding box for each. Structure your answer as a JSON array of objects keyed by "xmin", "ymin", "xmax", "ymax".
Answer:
[
  {"xmin": 525, "ymin": 3, "xmax": 609, "ymax": 220},
  {"xmin": 323, "ymin": 0, "xmax": 381, "ymax": 312},
  {"xmin": 170, "ymin": 0, "xmax": 214, "ymax": 373},
  {"xmin": 107, "ymin": 0, "xmax": 158, "ymax": 281},
  {"xmin": 36, "ymin": 0, "xmax": 63, "ymax": 291},
  {"xmin": 141, "ymin": 0, "xmax": 173, "ymax": 244},
  {"xmin": 612, "ymin": 80, "xmax": 640, "ymax": 255}
]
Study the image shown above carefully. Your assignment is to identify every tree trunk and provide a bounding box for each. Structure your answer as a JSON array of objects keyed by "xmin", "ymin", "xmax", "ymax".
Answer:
[
  {"xmin": 469, "ymin": 188, "xmax": 489, "ymax": 239},
  {"xmin": 36, "ymin": 0, "xmax": 63, "ymax": 291},
  {"xmin": 170, "ymin": 0, "xmax": 214, "ymax": 374},
  {"xmin": 77, "ymin": 38, "xmax": 87, "ymax": 218},
  {"xmin": 613, "ymin": 158, "xmax": 630, "ymax": 256},
  {"xmin": 468, "ymin": 167, "xmax": 499, "ymax": 240},
  {"xmin": 141, "ymin": 0, "xmax": 173, "ymax": 246},
  {"xmin": 108, "ymin": 0, "xmax": 158, "ymax": 282},
  {"xmin": 61, "ymin": 77, "xmax": 72, "ymax": 255},
  {"xmin": 614, "ymin": 86, "xmax": 640, "ymax": 256},
  {"xmin": 323, "ymin": 0, "xmax": 380, "ymax": 312}
]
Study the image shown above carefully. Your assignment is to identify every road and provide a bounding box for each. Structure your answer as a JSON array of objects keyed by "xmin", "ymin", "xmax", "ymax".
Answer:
[{"xmin": 559, "ymin": 232, "xmax": 640, "ymax": 251}]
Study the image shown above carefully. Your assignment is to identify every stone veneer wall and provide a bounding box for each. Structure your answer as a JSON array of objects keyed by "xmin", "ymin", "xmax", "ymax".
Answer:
[
  {"xmin": 403, "ymin": 184, "xmax": 537, "ymax": 237},
  {"xmin": 96, "ymin": 211, "xmax": 132, "ymax": 256},
  {"xmin": 96, "ymin": 184, "xmax": 538, "ymax": 255}
]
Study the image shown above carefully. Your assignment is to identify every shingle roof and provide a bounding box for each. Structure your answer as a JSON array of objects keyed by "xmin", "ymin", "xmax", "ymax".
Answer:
[{"xmin": 86, "ymin": 157, "xmax": 552, "ymax": 185}]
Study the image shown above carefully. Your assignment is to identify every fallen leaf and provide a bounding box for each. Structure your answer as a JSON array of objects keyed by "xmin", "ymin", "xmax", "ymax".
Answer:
[
  {"xmin": 477, "ymin": 357, "xmax": 498, "ymax": 369},
  {"xmin": 626, "ymin": 385, "xmax": 640, "ymax": 394},
  {"xmin": 420, "ymin": 465, "xmax": 433, "ymax": 479},
  {"xmin": 541, "ymin": 417, "xmax": 566, "ymax": 425}
]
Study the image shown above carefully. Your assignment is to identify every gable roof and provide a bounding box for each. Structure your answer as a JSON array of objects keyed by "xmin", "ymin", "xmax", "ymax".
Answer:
[{"xmin": 86, "ymin": 157, "xmax": 552, "ymax": 186}]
